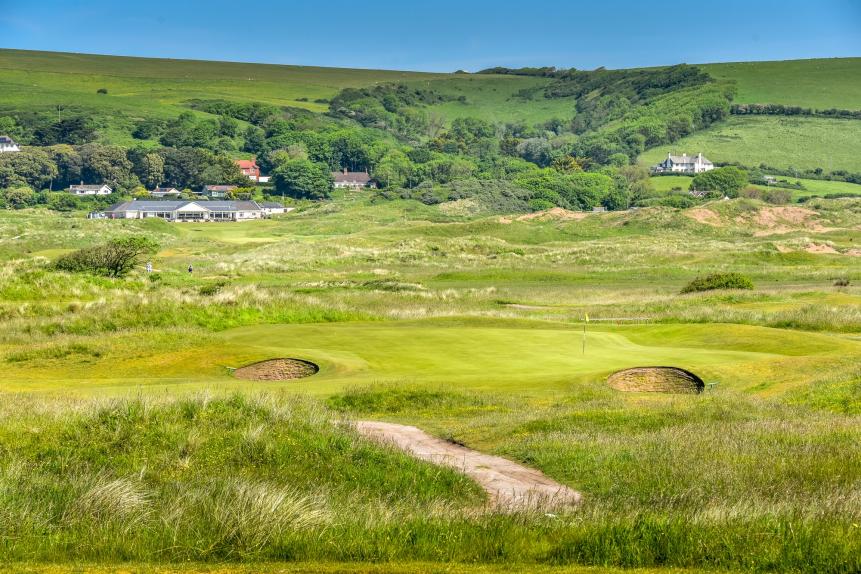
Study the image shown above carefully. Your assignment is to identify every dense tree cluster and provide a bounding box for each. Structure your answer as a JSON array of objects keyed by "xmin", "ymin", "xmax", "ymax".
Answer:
[{"xmin": 731, "ymin": 103, "xmax": 861, "ymax": 120}]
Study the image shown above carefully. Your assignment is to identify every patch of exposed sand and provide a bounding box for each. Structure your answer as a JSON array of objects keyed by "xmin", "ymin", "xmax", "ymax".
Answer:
[
  {"xmin": 685, "ymin": 208, "xmax": 723, "ymax": 227},
  {"xmin": 805, "ymin": 243, "xmax": 839, "ymax": 254},
  {"xmin": 517, "ymin": 207, "xmax": 587, "ymax": 222},
  {"xmin": 748, "ymin": 206, "xmax": 834, "ymax": 236},
  {"xmin": 845, "ymin": 249, "xmax": 861, "ymax": 257},
  {"xmin": 355, "ymin": 421, "xmax": 581, "ymax": 510}
]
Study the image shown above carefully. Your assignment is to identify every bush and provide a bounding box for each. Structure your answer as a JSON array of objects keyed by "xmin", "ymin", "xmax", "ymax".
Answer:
[
  {"xmin": 55, "ymin": 237, "xmax": 159, "ymax": 278},
  {"xmin": 681, "ymin": 272, "xmax": 754, "ymax": 294},
  {"xmin": 691, "ymin": 166, "xmax": 748, "ymax": 196}
]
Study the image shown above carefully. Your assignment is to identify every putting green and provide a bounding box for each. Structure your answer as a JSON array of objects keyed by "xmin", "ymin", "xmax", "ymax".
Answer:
[{"xmin": 4, "ymin": 318, "xmax": 856, "ymax": 396}]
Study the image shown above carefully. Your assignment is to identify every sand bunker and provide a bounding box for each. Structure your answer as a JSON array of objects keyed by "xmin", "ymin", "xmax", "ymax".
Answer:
[
  {"xmin": 232, "ymin": 358, "xmax": 319, "ymax": 381},
  {"xmin": 608, "ymin": 367, "xmax": 704, "ymax": 394}
]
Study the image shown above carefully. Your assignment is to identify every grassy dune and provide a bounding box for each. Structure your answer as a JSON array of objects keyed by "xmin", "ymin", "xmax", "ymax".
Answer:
[{"xmin": 2, "ymin": 193, "xmax": 861, "ymax": 571}]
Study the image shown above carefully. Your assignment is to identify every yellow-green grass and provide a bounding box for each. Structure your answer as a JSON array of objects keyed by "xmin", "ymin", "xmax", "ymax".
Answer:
[
  {"xmin": 4, "ymin": 317, "xmax": 858, "ymax": 397},
  {"xmin": 649, "ymin": 174, "xmax": 861, "ymax": 200},
  {"xmin": 702, "ymin": 58, "xmax": 861, "ymax": 109},
  {"xmin": 639, "ymin": 115, "xmax": 861, "ymax": 172},
  {"xmin": 2, "ymin": 564, "xmax": 708, "ymax": 574}
]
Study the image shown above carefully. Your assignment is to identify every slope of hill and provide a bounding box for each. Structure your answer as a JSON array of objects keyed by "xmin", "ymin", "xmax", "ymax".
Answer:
[
  {"xmin": 640, "ymin": 115, "xmax": 861, "ymax": 172},
  {"xmin": 702, "ymin": 58, "xmax": 861, "ymax": 109}
]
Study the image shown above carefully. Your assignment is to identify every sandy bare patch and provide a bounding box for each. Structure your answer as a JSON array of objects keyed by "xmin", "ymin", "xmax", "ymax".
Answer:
[
  {"xmin": 845, "ymin": 248, "xmax": 861, "ymax": 257},
  {"xmin": 805, "ymin": 243, "xmax": 839, "ymax": 254},
  {"xmin": 517, "ymin": 207, "xmax": 587, "ymax": 222},
  {"xmin": 608, "ymin": 367, "xmax": 704, "ymax": 394},
  {"xmin": 355, "ymin": 421, "xmax": 581, "ymax": 510},
  {"xmin": 233, "ymin": 358, "xmax": 319, "ymax": 381},
  {"xmin": 775, "ymin": 244, "xmax": 794, "ymax": 253},
  {"xmin": 685, "ymin": 208, "xmax": 722, "ymax": 227},
  {"xmin": 749, "ymin": 206, "xmax": 834, "ymax": 237}
]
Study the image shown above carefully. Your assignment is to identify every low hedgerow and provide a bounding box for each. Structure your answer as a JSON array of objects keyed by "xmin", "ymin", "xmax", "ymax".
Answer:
[{"xmin": 681, "ymin": 272, "xmax": 754, "ymax": 294}]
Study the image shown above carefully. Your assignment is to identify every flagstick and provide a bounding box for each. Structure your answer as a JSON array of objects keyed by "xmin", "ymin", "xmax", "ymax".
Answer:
[{"xmin": 582, "ymin": 319, "xmax": 586, "ymax": 354}]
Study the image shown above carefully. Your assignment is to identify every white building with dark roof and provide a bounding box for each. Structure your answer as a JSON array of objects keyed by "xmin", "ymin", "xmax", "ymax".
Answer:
[
  {"xmin": 332, "ymin": 169, "xmax": 375, "ymax": 189},
  {"xmin": 69, "ymin": 183, "xmax": 113, "ymax": 195},
  {"xmin": 653, "ymin": 152, "xmax": 714, "ymax": 174},
  {"xmin": 103, "ymin": 200, "xmax": 274, "ymax": 222},
  {"xmin": 151, "ymin": 186, "xmax": 181, "ymax": 198},
  {"xmin": 0, "ymin": 136, "xmax": 20, "ymax": 153}
]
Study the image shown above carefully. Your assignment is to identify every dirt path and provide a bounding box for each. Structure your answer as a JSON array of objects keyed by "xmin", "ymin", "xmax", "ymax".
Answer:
[{"xmin": 355, "ymin": 421, "xmax": 581, "ymax": 510}]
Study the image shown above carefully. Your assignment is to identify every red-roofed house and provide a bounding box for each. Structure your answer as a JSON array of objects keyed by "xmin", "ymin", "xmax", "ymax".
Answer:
[{"xmin": 235, "ymin": 159, "xmax": 266, "ymax": 183}]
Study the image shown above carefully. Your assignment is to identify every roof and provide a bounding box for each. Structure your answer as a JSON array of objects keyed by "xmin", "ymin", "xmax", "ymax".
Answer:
[
  {"xmin": 153, "ymin": 187, "xmax": 180, "ymax": 193},
  {"xmin": 664, "ymin": 153, "xmax": 712, "ymax": 165},
  {"xmin": 0, "ymin": 136, "xmax": 17, "ymax": 144},
  {"xmin": 70, "ymin": 184, "xmax": 111, "ymax": 190},
  {"xmin": 235, "ymin": 159, "xmax": 258, "ymax": 169},
  {"xmin": 202, "ymin": 184, "xmax": 239, "ymax": 192},
  {"xmin": 332, "ymin": 171, "xmax": 371, "ymax": 184},
  {"xmin": 105, "ymin": 200, "xmax": 263, "ymax": 213}
]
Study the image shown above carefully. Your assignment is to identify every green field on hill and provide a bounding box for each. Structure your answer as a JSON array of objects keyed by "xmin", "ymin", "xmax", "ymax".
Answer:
[
  {"xmin": 639, "ymin": 115, "xmax": 861, "ymax": 172},
  {"xmin": 703, "ymin": 57, "xmax": 861, "ymax": 109}
]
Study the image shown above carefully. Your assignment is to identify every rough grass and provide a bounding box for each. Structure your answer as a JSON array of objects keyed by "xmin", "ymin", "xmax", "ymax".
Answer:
[
  {"xmin": 1, "ymin": 393, "xmax": 859, "ymax": 572},
  {"xmin": 2, "ymin": 197, "xmax": 861, "ymax": 570}
]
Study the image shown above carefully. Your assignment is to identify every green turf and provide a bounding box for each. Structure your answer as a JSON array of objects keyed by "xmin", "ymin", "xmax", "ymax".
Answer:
[
  {"xmin": 702, "ymin": 58, "xmax": 861, "ymax": 109},
  {"xmin": 639, "ymin": 115, "xmax": 861, "ymax": 172}
]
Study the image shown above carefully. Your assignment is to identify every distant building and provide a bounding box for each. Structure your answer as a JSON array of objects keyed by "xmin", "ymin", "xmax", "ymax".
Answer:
[
  {"xmin": 259, "ymin": 202, "xmax": 292, "ymax": 216},
  {"xmin": 69, "ymin": 183, "xmax": 113, "ymax": 196},
  {"xmin": 151, "ymin": 186, "xmax": 181, "ymax": 198},
  {"xmin": 332, "ymin": 169, "xmax": 375, "ymax": 190},
  {"xmin": 200, "ymin": 184, "xmax": 238, "ymax": 198},
  {"xmin": 235, "ymin": 159, "xmax": 264, "ymax": 183},
  {"xmin": 0, "ymin": 136, "xmax": 20, "ymax": 153},
  {"xmin": 103, "ymin": 200, "xmax": 275, "ymax": 222},
  {"xmin": 652, "ymin": 152, "xmax": 714, "ymax": 174}
]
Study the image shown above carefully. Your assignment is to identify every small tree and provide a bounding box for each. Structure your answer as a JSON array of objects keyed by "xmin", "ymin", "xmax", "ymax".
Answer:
[
  {"xmin": 691, "ymin": 166, "xmax": 748, "ymax": 197},
  {"xmin": 55, "ymin": 237, "xmax": 159, "ymax": 277}
]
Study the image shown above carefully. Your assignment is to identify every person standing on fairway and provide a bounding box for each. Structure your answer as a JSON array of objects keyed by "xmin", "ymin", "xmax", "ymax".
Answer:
[
  {"xmin": 146, "ymin": 261, "xmax": 153, "ymax": 273},
  {"xmin": 188, "ymin": 264, "xmax": 193, "ymax": 274}
]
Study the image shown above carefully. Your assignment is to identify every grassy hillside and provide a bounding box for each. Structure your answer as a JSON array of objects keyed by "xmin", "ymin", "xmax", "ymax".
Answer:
[
  {"xmin": 0, "ymin": 48, "xmax": 565, "ymax": 127},
  {"xmin": 703, "ymin": 58, "xmax": 861, "ymax": 109},
  {"xmin": 639, "ymin": 115, "xmax": 861, "ymax": 172}
]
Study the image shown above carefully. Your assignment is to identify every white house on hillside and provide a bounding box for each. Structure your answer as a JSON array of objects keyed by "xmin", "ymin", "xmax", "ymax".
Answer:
[
  {"xmin": 151, "ymin": 186, "xmax": 181, "ymax": 198},
  {"xmin": 653, "ymin": 152, "xmax": 714, "ymax": 174},
  {"xmin": 69, "ymin": 183, "xmax": 113, "ymax": 195},
  {"xmin": 0, "ymin": 136, "xmax": 20, "ymax": 153}
]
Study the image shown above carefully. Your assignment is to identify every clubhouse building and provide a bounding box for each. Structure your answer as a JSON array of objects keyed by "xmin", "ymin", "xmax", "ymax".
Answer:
[{"xmin": 103, "ymin": 199, "xmax": 288, "ymax": 222}]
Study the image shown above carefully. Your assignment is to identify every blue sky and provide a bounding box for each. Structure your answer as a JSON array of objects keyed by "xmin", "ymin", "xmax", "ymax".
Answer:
[{"xmin": 1, "ymin": 0, "xmax": 859, "ymax": 71}]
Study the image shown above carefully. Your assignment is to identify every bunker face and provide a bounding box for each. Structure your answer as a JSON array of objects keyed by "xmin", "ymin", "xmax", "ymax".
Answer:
[
  {"xmin": 233, "ymin": 358, "xmax": 319, "ymax": 381},
  {"xmin": 608, "ymin": 367, "xmax": 704, "ymax": 394}
]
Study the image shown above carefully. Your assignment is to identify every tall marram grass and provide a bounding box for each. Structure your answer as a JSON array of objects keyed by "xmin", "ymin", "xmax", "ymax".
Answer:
[{"xmin": 1, "ymin": 392, "xmax": 859, "ymax": 572}]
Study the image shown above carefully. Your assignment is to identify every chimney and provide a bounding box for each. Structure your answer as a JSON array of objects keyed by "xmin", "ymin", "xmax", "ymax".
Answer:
[{"xmin": 343, "ymin": 168, "xmax": 348, "ymax": 174}]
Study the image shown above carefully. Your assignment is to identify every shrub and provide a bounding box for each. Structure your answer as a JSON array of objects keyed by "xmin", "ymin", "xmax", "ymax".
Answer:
[
  {"xmin": 691, "ymin": 166, "xmax": 748, "ymax": 196},
  {"xmin": 681, "ymin": 272, "xmax": 754, "ymax": 294},
  {"xmin": 55, "ymin": 237, "xmax": 159, "ymax": 278},
  {"xmin": 97, "ymin": 88, "xmax": 108, "ymax": 95}
]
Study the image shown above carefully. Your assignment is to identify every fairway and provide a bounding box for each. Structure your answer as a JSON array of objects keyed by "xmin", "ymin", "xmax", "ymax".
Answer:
[{"xmin": 7, "ymin": 318, "xmax": 857, "ymax": 397}]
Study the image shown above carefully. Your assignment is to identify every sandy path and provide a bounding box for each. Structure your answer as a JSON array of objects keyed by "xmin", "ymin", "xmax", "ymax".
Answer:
[{"xmin": 355, "ymin": 421, "xmax": 581, "ymax": 510}]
